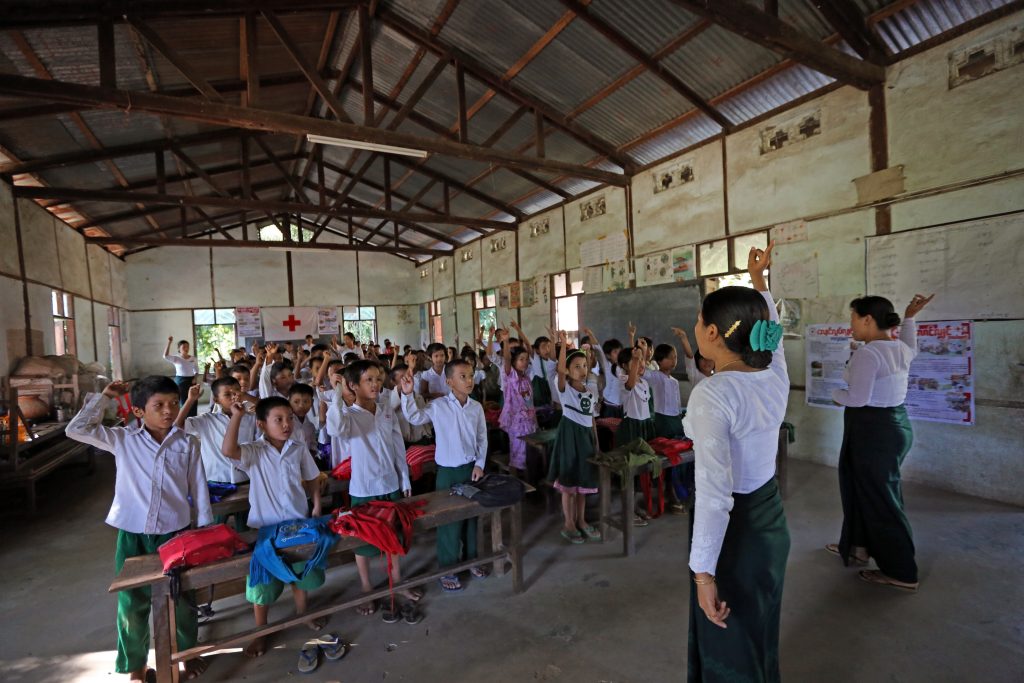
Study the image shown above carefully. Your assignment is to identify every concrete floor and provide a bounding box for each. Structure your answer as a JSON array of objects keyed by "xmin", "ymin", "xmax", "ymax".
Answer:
[{"xmin": 0, "ymin": 456, "xmax": 1021, "ymax": 683}]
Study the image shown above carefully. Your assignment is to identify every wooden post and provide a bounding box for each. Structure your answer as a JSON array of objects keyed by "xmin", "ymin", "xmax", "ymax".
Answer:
[
  {"xmin": 241, "ymin": 13, "xmax": 259, "ymax": 107},
  {"xmin": 98, "ymin": 19, "xmax": 116, "ymax": 88},
  {"xmin": 456, "ymin": 61, "xmax": 468, "ymax": 143},
  {"xmin": 358, "ymin": 4, "xmax": 374, "ymax": 126},
  {"xmin": 151, "ymin": 580, "xmax": 178, "ymax": 683},
  {"xmin": 534, "ymin": 109, "xmax": 544, "ymax": 158}
]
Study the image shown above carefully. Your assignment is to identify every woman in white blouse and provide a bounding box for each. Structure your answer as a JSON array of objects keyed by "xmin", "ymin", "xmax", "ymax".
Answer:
[
  {"xmin": 682, "ymin": 243, "xmax": 790, "ymax": 682},
  {"xmin": 828, "ymin": 293, "xmax": 933, "ymax": 592},
  {"xmin": 163, "ymin": 336, "xmax": 199, "ymax": 417}
]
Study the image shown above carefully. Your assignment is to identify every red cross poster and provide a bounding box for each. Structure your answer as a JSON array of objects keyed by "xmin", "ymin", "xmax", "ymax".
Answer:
[{"xmin": 261, "ymin": 307, "xmax": 318, "ymax": 341}]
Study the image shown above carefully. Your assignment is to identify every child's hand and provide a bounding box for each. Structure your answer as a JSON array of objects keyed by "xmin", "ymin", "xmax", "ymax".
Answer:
[
  {"xmin": 340, "ymin": 381, "xmax": 356, "ymax": 406},
  {"xmin": 904, "ymin": 293, "xmax": 934, "ymax": 319},
  {"xmin": 229, "ymin": 402, "xmax": 246, "ymax": 417},
  {"xmin": 102, "ymin": 380, "xmax": 129, "ymax": 398},
  {"xmin": 748, "ymin": 241, "xmax": 774, "ymax": 276},
  {"xmin": 671, "ymin": 326, "xmax": 688, "ymax": 339},
  {"xmin": 471, "ymin": 466, "xmax": 484, "ymax": 481},
  {"xmin": 558, "ymin": 330, "xmax": 568, "ymax": 344},
  {"xmin": 584, "ymin": 326, "xmax": 596, "ymax": 340},
  {"xmin": 402, "ymin": 488, "xmax": 412, "ymax": 498},
  {"xmin": 627, "ymin": 321, "xmax": 637, "ymax": 337},
  {"xmin": 187, "ymin": 384, "xmax": 202, "ymax": 401},
  {"xmin": 637, "ymin": 337, "xmax": 649, "ymax": 352},
  {"xmin": 399, "ymin": 368, "xmax": 415, "ymax": 395},
  {"xmin": 251, "ymin": 342, "xmax": 259, "ymax": 356},
  {"xmin": 168, "ymin": 336, "xmax": 174, "ymax": 343}
]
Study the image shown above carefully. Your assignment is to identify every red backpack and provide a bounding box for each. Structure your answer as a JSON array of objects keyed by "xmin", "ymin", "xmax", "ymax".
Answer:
[{"xmin": 158, "ymin": 524, "xmax": 250, "ymax": 573}]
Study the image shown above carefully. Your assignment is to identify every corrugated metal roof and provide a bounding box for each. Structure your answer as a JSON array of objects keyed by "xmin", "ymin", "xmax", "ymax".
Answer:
[
  {"xmin": 717, "ymin": 63, "xmax": 834, "ymax": 124},
  {"xmin": 624, "ymin": 113, "xmax": 723, "ymax": 166},
  {"xmin": 872, "ymin": 0, "xmax": 1015, "ymax": 52},
  {"xmin": 574, "ymin": 70, "xmax": 696, "ymax": 148},
  {"xmin": 587, "ymin": 0, "xmax": 702, "ymax": 55},
  {"xmin": 662, "ymin": 24, "xmax": 784, "ymax": 102}
]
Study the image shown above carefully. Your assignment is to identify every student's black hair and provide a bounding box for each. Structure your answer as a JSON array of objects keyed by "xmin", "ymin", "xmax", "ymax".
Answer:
[
  {"xmin": 579, "ymin": 335, "xmax": 591, "ymax": 346},
  {"xmin": 269, "ymin": 361, "xmax": 293, "ymax": 383},
  {"xmin": 131, "ymin": 375, "xmax": 180, "ymax": 409},
  {"xmin": 230, "ymin": 363, "xmax": 251, "ymax": 375},
  {"xmin": 426, "ymin": 342, "xmax": 446, "ymax": 356},
  {"xmin": 693, "ymin": 350, "xmax": 708, "ymax": 368},
  {"xmin": 653, "ymin": 343, "xmax": 675, "ymax": 364},
  {"xmin": 510, "ymin": 345, "xmax": 530, "ymax": 366},
  {"xmin": 616, "ymin": 346, "xmax": 634, "ymax": 370},
  {"xmin": 343, "ymin": 352, "xmax": 359, "ymax": 365},
  {"xmin": 305, "ymin": 334, "xmax": 314, "ymax": 340},
  {"xmin": 461, "ymin": 348, "xmax": 479, "ymax": 364},
  {"xmin": 850, "ymin": 296, "xmax": 901, "ymax": 330},
  {"xmin": 177, "ymin": 339, "xmax": 189, "ymax": 349},
  {"xmin": 642, "ymin": 336, "xmax": 654, "ymax": 349},
  {"xmin": 211, "ymin": 376, "xmax": 240, "ymax": 397},
  {"xmin": 310, "ymin": 343, "xmax": 329, "ymax": 354},
  {"xmin": 255, "ymin": 396, "xmax": 291, "ymax": 422},
  {"xmin": 602, "ymin": 338, "xmax": 623, "ymax": 356},
  {"xmin": 389, "ymin": 363, "xmax": 409, "ymax": 377},
  {"xmin": 532, "ymin": 336, "xmax": 551, "ymax": 352},
  {"xmin": 564, "ymin": 350, "xmax": 587, "ymax": 370},
  {"xmin": 444, "ymin": 358, "xmax": 473, "ymax": 379},
  {"xmin": 343, "ymin": 332, "xmax": 356, "ymax": 341},
  {"xmin": 343, "ymin": 359, "xmax": 378, "ymax": 387},
  {"xmin": 327, "ymin": 358, "xmax": 345, "ymax": 371},
  {"xmin": 288, "ymin": 382, "xmax": 314, "ymax": 399},
  {"xmin": 701, "ymin": 285, "xmax": 773, "ymax": 369}
]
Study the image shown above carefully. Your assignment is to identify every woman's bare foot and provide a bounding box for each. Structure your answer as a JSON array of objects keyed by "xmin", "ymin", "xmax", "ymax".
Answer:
[
  {"xmin": 398, "ymin": 586, "xmax": 424, "ymax": 602},
  {"xmin": 183, "ymin": 658, "xmax": 208, "ymax": 680},
  {"xmin": 858, "ymin": 569, "xmax": 918, "ymax": 592},
  {"xmin": 355, "ymin": 599, "xmax": 377, "ymax": 616},
  {"xmin": 244, "ymin": 636, "xmax": 268, "ymax": 658},
  {"xmin": 129, "ymin": 668, "xmax": 154, "ymax": 683}
]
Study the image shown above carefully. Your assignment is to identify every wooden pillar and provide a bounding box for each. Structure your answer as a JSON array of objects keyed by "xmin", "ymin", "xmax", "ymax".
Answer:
[
  {"xmin": 869, "ymin": 84, "xmax": 891, "ymax": 235},
  {"xmin": 358, "ymin": 4, "xmax": 374, "ymax": 125}
]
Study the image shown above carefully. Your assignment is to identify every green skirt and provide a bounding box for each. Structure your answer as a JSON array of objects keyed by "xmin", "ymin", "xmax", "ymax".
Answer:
[
  {"xmin": 688, "ymin": 479, "xmax": 789, "ymax": 683},
  {"xmin": 838, "ymin": 405, "xmax": 917, "ymax": 583},
  {"xmin": 654, "ymin": 412, "xmax": 684, "ymax": 439},
  {"xmin": 617, "ymin": 416, "xmax": 655, "ymax": 445},
  {"xmin": 547, "ymin": 418, "xmax": 597, "ymax": 490},
  {"xmin": 531, "ymin": 375, "xmax": 552, "ymax": 408}
]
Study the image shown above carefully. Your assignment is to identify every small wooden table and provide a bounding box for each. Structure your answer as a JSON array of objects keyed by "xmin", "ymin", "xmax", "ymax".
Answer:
[
  {"xmin": 0, "ymin": 421, "xmax": 93, "ymax": 514},
  {"xmin": 113, "ymin": 487, "xmax": 530, "ymax": 683}
]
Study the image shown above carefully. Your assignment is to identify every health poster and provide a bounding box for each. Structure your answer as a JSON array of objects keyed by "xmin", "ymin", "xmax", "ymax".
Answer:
[
  {"xmin": 805, "ymin": 324, "xmax": 855, "ymax": 409},
  {"xmin": 521, "ymin": 279, "xmax": 536, "ymax": 308},
  {"xmin": 498, "ymin": 286, "xmax": 510, "ymax": 308},
  {"xmin": 317, "ymin": 307, "xmax": 339, "ymax": 335},
  {"xmin": 235, "ymin": 306, "xmax": 263, "ymax": 337},
  {"xmin": 603, "ymin": 260, "xmax": 629, "ymax": 291},
  {"xmin": 509, "ymin": 281, "xmax": 522, "ymax": 309},
  {"xmin": 672, "ymin": 245, "xmax": 696, "ymax": 281},
  {"xmin": 905, "ymin": 321, "xmax": 974, "ymax": 425}
]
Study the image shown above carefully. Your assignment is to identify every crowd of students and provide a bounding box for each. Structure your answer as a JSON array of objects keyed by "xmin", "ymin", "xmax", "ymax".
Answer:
[{"xmin": 69, "ymin": 242, "xmax": 933, "ymax": 683}]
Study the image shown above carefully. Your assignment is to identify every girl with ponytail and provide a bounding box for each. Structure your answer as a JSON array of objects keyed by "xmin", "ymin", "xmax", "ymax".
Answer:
[{"xmin": 683, "ymin": 242, "xmax": 791, "ymax": 682}]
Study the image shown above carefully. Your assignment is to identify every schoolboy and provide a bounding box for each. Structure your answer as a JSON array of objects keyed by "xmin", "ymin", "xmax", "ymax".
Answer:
[
  {"xmin": 419, "ymin": 343, "xmax": 450, "ymax": 400},
  {"xmin": 66, "ymin": 376, "xmax": 211, "ymax": 682},
  {"xmin": 288, "ymin": 383, "xmax": 318, "ymax": 454},
  {"xmin": 222, "ymin": 397, "xmax": 324, "ymax": 658},
  {"xmin": 401, "ymin": 359, "xmax": 488, "ymax": 592}
]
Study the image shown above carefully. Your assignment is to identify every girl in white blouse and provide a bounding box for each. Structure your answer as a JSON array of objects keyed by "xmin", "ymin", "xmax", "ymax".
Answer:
[
  {"xmin": 682, "ymin": 243, "xmax": 790, "ymax": 682},
  {"xmin": 163, "ymin": 336, "xmax": 199, "ymax": 417},
  {"xmin": 828, "ymin": 293, "xmax": 933, "ymax": 592}
]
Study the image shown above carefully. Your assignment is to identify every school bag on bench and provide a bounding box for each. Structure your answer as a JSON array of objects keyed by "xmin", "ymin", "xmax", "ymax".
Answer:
[
  {"xmin": 450, "ymin": 474, "xmax": 526, "ymax": 508},
  {"xmin": 249, "ymin": 516, "xmax": 338, "ymax": 587},
  {"xmin": 158, "ymin": 523, "xmax": 250, "ymax": 573}
]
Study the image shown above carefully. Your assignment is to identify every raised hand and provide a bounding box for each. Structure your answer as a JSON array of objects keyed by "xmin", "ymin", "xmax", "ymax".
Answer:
[
  {"xmin": 399, "ymin": 367, "xmax": 415, "ymax": 395},
  {"xmin": 339, "ymin": 380, "xmax": 356, "ymax": 406},
  {"xmin": 671, "ymin": 326, "xmax": 688, "ymax": 339},
  {"xmin": 168, "ymin": 336, "xmax": 174, "ymax": 343},
  {"xmin": 186, "ymin": 384, "xmax": 202, "ymax": 401},
  {"xmin": 102, "ymin": 380, "xmax": 130, "ymax": 398},
  {"xmin": 229, "ymin": 401, "xmax": 246, "ymax": 418},
  {"xmin": 748, "ymin": 241, "xmax": 775, "ymax": 276},
  {"xmin": 904, "ymin": 293, "xmax": 934, "ymax": 319},
  {"xmin": 627, "ymin": 321, "xmax": 637, "ymax": 337}
]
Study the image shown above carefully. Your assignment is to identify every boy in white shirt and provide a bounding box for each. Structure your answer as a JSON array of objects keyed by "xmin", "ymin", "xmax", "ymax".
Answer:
[
  {"xmin": 222, "ymin": 396, "xmax": 324, "ymax": 658},
  {"xmin": 419, "ymin": 343, "xmax": 450, "ymax": 399},
  {"xmin": 400, "ymin": 359, "xmax": 488, "ymax": 593},
  {"xmin": 326, "ymin": 360, "xmax": 420, "ymax": 617},
  {"xmin": 288, "ymin": 383, "xmax": 318, "ymax": 455},
  {"xmin": 66, "ymin": 376, "xmax": 211, "ymax": 682}
]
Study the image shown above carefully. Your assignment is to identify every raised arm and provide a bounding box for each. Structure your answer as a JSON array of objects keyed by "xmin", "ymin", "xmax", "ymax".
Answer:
[
  {"xmin": 400, "ymin": 368, "xmax": 433, "ymax": 426},
  {"xmin": 748, "ymin": 242, "xmax": 788, "ymax": 381},
  {"xmin": 556, "ymin": 330, "xmax": 568, "ymax": 393},
  {"xmin": 625, "ymin": 340, "xmax": 644, "ymax": 390},
  {"xmin": 627, "ymin": 321, "xmax": 637, "ymax": 348},
  {"xmin": 672, "ymin": 327, "xmax": 695, "ymax": 359},
  {"xmin": 249, "ymin": 345, "xmax": 264, "ymax": 394},
  {"xmin": 220, "ymin": 402, "xmax": 246, "ymax": 460},
  {"xmin": 900, "ymin": 294, "xmax": 933, "ymax": 355},
  {"xmin": 501, "ymin": 325, "xmax": 514, "ymax": 374},
  {"xmin": 510, "ymin": 320, "xmax": 531, "ymax": 355},
  {"xmin": 66, "ymin": 381, "xmax": 127, "ymax": 451},
  {"xmin": 174, "ymin": 384, "xmax": 202, "ymax": 430},
  {"xmin": 163, "ymin": 336, "xmax": 174, "ymax": 361}
]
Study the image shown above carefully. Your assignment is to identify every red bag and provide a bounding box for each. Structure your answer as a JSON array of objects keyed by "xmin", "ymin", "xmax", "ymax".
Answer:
[
  {"xmin": 405, "ymin": 445, "xmax": 436, "ymax": 481},
  {"xmin": 157, "ymin": 524, "xmax": 250, "ymax": 573},
  {"xmin": 330, "ymin": 458, "xmax": 352, "ymax": 480}
]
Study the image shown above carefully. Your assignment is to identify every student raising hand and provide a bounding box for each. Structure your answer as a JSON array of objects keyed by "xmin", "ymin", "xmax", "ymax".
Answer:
[
  {"xmin": 101, "ymin": 380, "xmax": 130, "ymax": 399},
  {"xmin": 399, "ymin": 366, "xmax": 416, "ymax": 395},
  {"xmin": 187, "ymin": 384, "xmax": 202, "ymax": 401}
]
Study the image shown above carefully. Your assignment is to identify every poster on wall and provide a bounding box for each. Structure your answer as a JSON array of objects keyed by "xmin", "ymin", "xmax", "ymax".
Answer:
[
  {"xmin": 509, "ymin": 281, "xmax": 522, "ymax": 309},
  {"xmin": 603, "ymin": 260, "xmax": 629, "ymax": 292},
  {"xmin": 583, "ymin": 266, "xmax": 603, "ymax": 293},
  {"xmin": 261, "ymin": 307, "xmax": 318, "ymax": 341},
  {"xmin": 521, "ymin": 279, "xmax": 536, "ymax": 307},
  {"xmin": 235, "ymin": 306, "xmax": 263, "ymax": 337},
  {"xmin": 580, "ymin": 231, "xmax": 629, "ymax": 267},
  {"xmin": 639, "ymin": 250, "xmax": 673, "ymax": 286},
  {"xmin": 317, "ymin": 307, "xmax": 339, "ymax": 335},
  {"xmin": 805, "ymin": 321, "xmax": 975, "ymax": 425},
  {"xmin": 771, "ymin": 220, "xmax": 808, "ymax": 244},
  {"xmin": 671, "ymin": 245, "xmax": 696, "ymax": 281},
  {"xmin": 498, "ymin": 286, "xmax": 510, "ymax": 308}
]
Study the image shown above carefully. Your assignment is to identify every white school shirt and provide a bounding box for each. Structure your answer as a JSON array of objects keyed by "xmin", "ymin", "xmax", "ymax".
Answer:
[
  {"xmin": 341, "ymin": 344, "xmax": 364, "ymax": 359},
  {"xmin": 558, "ymin": 382, "xmax": 595, "ymax": 428},
  {"xmin": 389, "ymin": 388, "xmax": 432, "ymax": 442},
  {"xmin": 67, "ymin": 393, "xmax": 212, "ymax": 533},
  {"xmin": 258, "ymin": 363, "xmax": 287, "ymax": 400},
  {"xmin": 234, "ymin": 436, "xmax": 320, "ymax": 529},
  {"xmin": 620, "ymin": 370, "xmax": 652, "ymax": 420},
  {"xmin": 326, "ymin": 400, "xmax": 410, "ymax": 498},
  {"xmin": 163, "ymin": 354, "xmax": 198, "ymax": 377},
  {"xmin": 647, "ymin": 370, "xmax": 681, "ymax": 417},
  {"xmin": 592, "ymin": 347, "xmax": 622, "ymax": 406},
  {"xmin": 420, "ymin": 366, "xmax": 450, "ymax": 398},
  {"xmin": 402, "ymin": 393, "xmax": 488, "ymax": 469},
  {"xmin": 684, "ymin": 356, "xmax": 709, "ymax": 388},
  {"xmin": 184, "ymin": 411, "xmax": 257, "ymax": 484},
  {"xmin": 291, "ymin": 413, "xmax": 318, "ymax": 454},
  {"xmin": 683, "ymin": 290, "xmax": 789, "ymax": 575},
  {"xmin": 832, "ymin": 319, "xmax": 918, "ymax": 408}
]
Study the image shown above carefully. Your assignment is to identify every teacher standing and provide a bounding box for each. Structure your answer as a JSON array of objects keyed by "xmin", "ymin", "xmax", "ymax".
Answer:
[
  {"xmin": 163, "ymin": 336, "xmax": 199, "ymax": 417},
  {"xmin": 683, "ymin": 243, "xmax": 790, "ymax": 682},
  {"xmin": 828, "ymin": 293, "xmax": 933, "ymax": 591}
]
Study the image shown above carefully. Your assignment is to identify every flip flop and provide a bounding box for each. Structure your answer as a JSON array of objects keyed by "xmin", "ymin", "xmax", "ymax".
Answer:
[
  {"xmin": 297, "ymin": 641, "xmax": 320, "ymax": 674},
  {"xmin": 858, "ymin": 569, "xmax": 918, "ymax": 592},
  {"xmin": 439, "ymin": 574, "xmax": 463, "ymax": 592},
  {"xmin": 401, "ymin": 602, "xmax": 424, "ymax": 625},
  {"xmin": 560, "ymin": 529, "xmax": 585, "ymax": 544},
  {"xmin": 826, "ymin": 543, "xmax": 869, "ymax": 566},
  {"xmin": 470, "ymin": 566, "xmax": 490, "ymax": 578},
  {"xmin": 578, "ymin": 525, "xmax": 601, "ymax": 541},
  {"xmin": 632, "ymin": 515, "xmax": 649, "ymax": 527},
  {"xmin": 310, "ymin": 633, "xmax": 347, "ymax": 661}
]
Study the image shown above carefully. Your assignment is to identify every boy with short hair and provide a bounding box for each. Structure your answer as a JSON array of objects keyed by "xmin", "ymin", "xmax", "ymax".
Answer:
[
  {"xmin": 222, "ymin": 396, "xmax": 325, "ymax": 658},
  {"xmin": 401, "ymin": 359, "xmax": 488, "ymax": 592},
  {"xmin": 288, "ymin": 383, "xmax": 318, "ymax": 454},
  {"xmin": 177, "ymin": 378, "xmax": 256, "ymax": 485},
  {"xmin": 66, "ymin": 376, "xmax": 211, "ymax": 682},
  {"xmin": 419, "ymin": 343, "xmax": 450, "ymax": 400}
]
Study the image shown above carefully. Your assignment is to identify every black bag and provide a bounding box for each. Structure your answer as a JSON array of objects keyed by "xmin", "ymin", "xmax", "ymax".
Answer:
[{"xmin": 450, "ymin": 474, "xmax": 526, "ymax": 508}]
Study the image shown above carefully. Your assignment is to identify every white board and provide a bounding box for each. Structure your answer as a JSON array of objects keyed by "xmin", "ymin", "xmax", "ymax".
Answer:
[{"xmin": 866, "ymin": 212, "xmax": 1024, "ymax": 321}]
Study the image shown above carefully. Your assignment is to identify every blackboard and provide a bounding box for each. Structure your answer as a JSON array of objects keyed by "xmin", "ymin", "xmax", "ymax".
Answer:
[{"xmin": 579, "ymin": 281, "xmax": 703, "ymax": 348}]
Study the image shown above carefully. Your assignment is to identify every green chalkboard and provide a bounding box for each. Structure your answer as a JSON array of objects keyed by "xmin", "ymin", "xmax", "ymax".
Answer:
[{"xmin": 579, "ymin": 281, "xmax": 702, "ymax": 348}]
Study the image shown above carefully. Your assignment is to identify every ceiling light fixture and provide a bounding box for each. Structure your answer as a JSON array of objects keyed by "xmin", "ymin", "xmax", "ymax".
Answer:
[{"xmin": 306, "ymin": 134, "xmax": 429, "ymax": 158}]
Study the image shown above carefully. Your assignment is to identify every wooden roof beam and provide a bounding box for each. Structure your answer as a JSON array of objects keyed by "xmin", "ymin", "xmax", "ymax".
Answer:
[
  {"xmin": 86, "ymin": 235, "xmax": 446, "ymax": 257},
  {"xmin": 810, "ymin": 0, "xmax": 890, "ymax": 64},
  {"xmin": 127, "ymin": 18, "xmax": 224, "ymax": 101}
]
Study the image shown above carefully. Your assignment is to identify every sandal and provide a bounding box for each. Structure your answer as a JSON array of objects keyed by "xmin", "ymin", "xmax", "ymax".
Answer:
[
  {"xmin": 439, "ymin": 574, "xmax": 463, "ymax": 592},
  {"xmin": 826, "ymin": 543, "xmax": 869, "ymax": 566},
  {"xmin": 560, "ymin": 529, "xmax": 585, "ymax": 545},
  {"xmin": 578, "ymin": 525, "xmax": 601, "ymax": 541},
  {"xmin": 470, "ymin": 566, "xmax": 490, "ymax": 579},
  {"xmin": 858, "ymin": 569, "xmax": 918, "ymax": 592},
  {"xmin": 381, "ymin": 606, "xmax": 401, "ymax": 624},
  {"xmin": 297, "ymin": 641, "xmax": 320, "ymax": 674},
  {"xmin": 632, "ymin": 515, "xmax": 649, "ymax": 527},
  {"xmin": 401, "ymin": 602, "xmax": 424, "ymax": 625},
  {"xmin": 312, "ymin": 633, "xmax": 346, "ymax": 661}
]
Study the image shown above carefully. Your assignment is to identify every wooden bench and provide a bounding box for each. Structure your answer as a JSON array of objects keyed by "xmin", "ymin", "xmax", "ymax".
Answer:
[
  {"xmin": 112, "ymin": 487, "xmax": 530, "ymax": 683},
  {"xmin": 0, "ymin": 422, "xmax": 94, "ymax": 514}
]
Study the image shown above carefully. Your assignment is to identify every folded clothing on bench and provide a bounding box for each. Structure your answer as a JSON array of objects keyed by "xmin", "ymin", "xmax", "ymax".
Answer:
[
  {"xmin": 249, "ymin": 516, "xmax": 338, "ymax": 587},
  {"xmin": 647, "ymin": 437, "xmax": 693, "ymax": 466},
  {"xmin": 328, "ymin": 500, "xmax": 426, "ymax": 556},
  {"xmin": 405, "ymin": 445, "xmax": 436, "ymax": 481}
]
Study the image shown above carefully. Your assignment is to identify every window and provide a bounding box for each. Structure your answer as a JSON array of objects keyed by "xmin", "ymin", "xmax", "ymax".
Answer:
[
  {"xmin": 552, "ymin": 272, "xmax": 584, "ymax": 341},
  {"xmin": 51, "ymin": 289, "xmax": 76, "ymax": 356},
  {"xmin": 696, "ymin": 231, "xmax": 769, "ymax": 278},
  {"xmin": 343, "ymin": 306, "xmax": 376, "ymax": 345},
  {"xmin": 193, "ymin": 308, "xmax": 236, "ymax": 368},
  {"xmin": 473, "ymin": 289, "xmax": 497, "ymax": 344},
  {"xmin": 107, "ymin": 307, "xmax": 123, "ymax": 380},
  {"xmin": 429, "ymin": 300, "xmax": 443, "ymax": 343},
  {"xmin": 258, "ymin": 222, "xmax": 314, "ymax": 242}
]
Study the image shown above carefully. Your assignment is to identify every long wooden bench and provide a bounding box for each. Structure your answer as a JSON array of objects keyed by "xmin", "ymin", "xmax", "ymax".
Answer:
[
  {"xmin": 0, "ymin": 423, "xmax": 94, "ymax": 514},
  {"xmin": 111, "ymin": 486, "xmax": 530, "ymax": 683}
]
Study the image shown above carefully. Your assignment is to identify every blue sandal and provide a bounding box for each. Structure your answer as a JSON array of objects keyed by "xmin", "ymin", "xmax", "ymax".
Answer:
[
  {"xmin": 298, "ymin": 641, "xmax": 320, "ymax": 674},
  {"xmin": 439, "ymin": 574, "xmax": 463, "ymax": 592}
]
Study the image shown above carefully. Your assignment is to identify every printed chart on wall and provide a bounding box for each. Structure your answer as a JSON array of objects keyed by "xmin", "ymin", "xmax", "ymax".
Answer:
[
  {"xmin": 317, "ymin": 307, "xmax": 339, "ymax": 335},
  {"xmin": 805, "ymin": 321, "xmax": 975, "ymax": 425},
  {"xmin": 235, "ymin": 306, "xmax": 263, "ymax": 337}
]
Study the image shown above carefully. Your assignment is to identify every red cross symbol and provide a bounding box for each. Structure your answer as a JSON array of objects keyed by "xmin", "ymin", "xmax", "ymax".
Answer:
[{"xmin": 282, "ymin": 314, "xmax": 302, "ymax": 332}]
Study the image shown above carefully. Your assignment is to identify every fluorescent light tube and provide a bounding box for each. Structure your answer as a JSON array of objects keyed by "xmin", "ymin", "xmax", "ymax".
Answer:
[{"xmin": 306, "ymin": 134, "xmax": 428, "ymax": 158}]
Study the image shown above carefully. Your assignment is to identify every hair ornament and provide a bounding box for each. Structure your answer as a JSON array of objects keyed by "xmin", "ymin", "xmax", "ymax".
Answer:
[
  {"xmin": 722, "ymin": 320, "xmax": 742, "ymax": 338},
  {"xmin": 750, "ymin": 320, "xmax": 783, "ymax": 352}
]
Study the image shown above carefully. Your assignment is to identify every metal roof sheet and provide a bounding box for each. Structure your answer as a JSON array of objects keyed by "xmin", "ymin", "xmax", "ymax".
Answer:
[
  {"xmin": 587, "ymin": 0, "xmax": 702, "ymax": 55},
  {"xmin": 574, "ymin": 70, "xmax": 697, "ymax": 148},
  {"xmin": 872, "ymin": 0, "xmax": 1015, "ymax": 52}
]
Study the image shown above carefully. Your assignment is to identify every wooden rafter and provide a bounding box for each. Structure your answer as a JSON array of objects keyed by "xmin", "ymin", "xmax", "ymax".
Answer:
[
  {"xmin": 1, "ymin": 1, "xmax": 364, "ymax": 27},
  {"xmin": 127, "ymin": 18, "xmax": 224, "ymax": 101},
  {"xmin": 85, "ymin": 235, "xmax": 446, "ymax": 257},
  {"xmin": 811, "ymin": 0, "xmax": 890, "ymax": 64}
]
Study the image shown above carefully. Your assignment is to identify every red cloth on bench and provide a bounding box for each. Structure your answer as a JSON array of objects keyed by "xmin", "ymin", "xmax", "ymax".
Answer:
[
  {"xmin": 405, "ymin": 445, "xmax": 436, "ymax": 481},
  {"xmin": 596, "ymin": 417, "xmax": 622, "ymax": 432},
  {"xmin": 647, "ymin": 437, "xmax": 693, "ymax": 466},
  {"xmin": 330, "ymin": 458, "xmax": 351, "ymax": 481}
]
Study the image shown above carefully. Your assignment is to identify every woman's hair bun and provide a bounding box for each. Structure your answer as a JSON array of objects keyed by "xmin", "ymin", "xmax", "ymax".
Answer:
[{"xmin": 884, "ymin": 312, "xmax": 902, "ymax": 328}]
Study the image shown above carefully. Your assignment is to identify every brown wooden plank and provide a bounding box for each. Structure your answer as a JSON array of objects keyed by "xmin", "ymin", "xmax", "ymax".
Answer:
[{"xmin": 127, "ymin": 18, "xmax": 225, "ymax": 101}]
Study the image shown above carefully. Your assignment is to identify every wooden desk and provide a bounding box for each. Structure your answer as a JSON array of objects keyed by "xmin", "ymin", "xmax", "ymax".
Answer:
[
  {"xmin": 113, "ymin": 487, "xmax": 530, "ymax": 683},
  {"xmin": 0, "ymin": 422, "xmax": 93, "ymax": 514}
]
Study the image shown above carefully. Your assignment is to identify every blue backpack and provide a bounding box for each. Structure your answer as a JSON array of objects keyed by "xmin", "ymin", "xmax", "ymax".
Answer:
[{"xmin": 249, "ymin": 516, "xmax": 337, "ymax": 586}]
